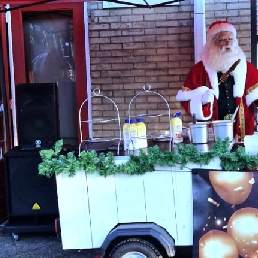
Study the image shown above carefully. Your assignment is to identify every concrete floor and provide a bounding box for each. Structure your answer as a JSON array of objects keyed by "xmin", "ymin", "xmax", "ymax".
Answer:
[
  {"xmin": 0, "ymin": 224, "xmax": 98, "ymax": 258},
  {"xmin": 0, "ymin": 221, "xmax": 193, "ymax": 258}
]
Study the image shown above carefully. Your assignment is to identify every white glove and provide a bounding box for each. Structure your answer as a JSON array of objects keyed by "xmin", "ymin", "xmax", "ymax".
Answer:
[{"xmin": 201, "ymin": 89, "xmax": 215, "ymax": 105}]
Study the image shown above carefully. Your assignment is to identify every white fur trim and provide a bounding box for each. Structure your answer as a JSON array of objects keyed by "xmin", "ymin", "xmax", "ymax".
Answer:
[
  {"xmin": 232, "ymin": 60, "xmax": 247, "ymax": 97},
  {"xmin": 207, "ymin": 21, "xmax": 236, "ymax": 42},
  {"xmin": 176, "ymin": 86, "xmax": 213, "ymax": 120},
  {"xmin": 203, "ymin": 64, "xmax": 219, "ymax": 99},
  {"xmin": 176, "ymin": 86, "xmax": 208, "ymax": 101},
  {"xmin": 246, "ymin": 87, "xmax": 258, "ymax": 107},
  {"xmin": 202, "ymin": 57, "xmax": 247, "ymax": 98},
  {"xmin": 190, "ymin": 95, "xmax": 213, "ymax": 120}
]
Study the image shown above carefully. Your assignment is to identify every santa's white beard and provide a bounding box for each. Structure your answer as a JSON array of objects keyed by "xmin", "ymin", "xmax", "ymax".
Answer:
[{"xmin": 203, "ymin": 45, "xmax": 246, "ymax": 73}]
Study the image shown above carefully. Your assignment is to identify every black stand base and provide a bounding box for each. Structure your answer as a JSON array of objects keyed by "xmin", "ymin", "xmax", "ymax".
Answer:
[{"xmin": 2, "ymin": 215, "xmax": 57, "ymax": 237}]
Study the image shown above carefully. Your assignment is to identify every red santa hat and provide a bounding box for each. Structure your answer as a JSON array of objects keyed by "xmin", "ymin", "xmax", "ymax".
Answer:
[{"xmin": 207, "ymin": 20, "xmax": 237, "ymax": 42}]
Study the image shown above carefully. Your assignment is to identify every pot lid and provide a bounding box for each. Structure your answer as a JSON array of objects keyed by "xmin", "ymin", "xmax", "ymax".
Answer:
[{"xmin": 211, "ymin": 120, "xmax": 233, "ymax": 124}]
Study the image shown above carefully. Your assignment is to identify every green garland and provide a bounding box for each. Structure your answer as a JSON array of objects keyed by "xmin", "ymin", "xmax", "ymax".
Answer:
[{"xmin": 38, "ymin": 139, "xmax": 258, "ymax": 178}]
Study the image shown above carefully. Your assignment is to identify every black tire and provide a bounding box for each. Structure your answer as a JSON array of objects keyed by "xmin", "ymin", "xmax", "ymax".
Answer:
[{"xmin": 109, "ymin": 238, "xmax": 162, "ymax": 258}]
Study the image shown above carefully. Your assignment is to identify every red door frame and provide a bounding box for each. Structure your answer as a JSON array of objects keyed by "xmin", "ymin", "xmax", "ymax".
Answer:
[{"xmin": 10, "ymin": 1, "xmax": 88, "ymax": 145}]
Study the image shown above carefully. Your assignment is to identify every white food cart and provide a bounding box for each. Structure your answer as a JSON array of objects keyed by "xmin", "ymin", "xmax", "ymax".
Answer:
[
  {"xmin": 55, "ymin": 86, "xmax": 222, "ymax": 257},
  {"xmin": 56, "ymin": 156, "xmax": 221, "ymax": 258}
]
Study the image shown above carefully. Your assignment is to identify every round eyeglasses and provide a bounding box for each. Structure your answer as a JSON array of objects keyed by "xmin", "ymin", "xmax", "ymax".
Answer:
[{"xmin": 217, "ymin": 38, "xmax": 234, "ymax": 44}]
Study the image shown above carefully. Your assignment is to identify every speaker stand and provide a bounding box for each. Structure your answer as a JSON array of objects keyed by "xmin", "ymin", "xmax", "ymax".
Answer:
[
  {"xmin": 3, "ymin": 147, "xmax": 59, "ymax": 238},
  {"xmin": 2, "ymin": 215, "xmax": 57, "ymax": 239}
]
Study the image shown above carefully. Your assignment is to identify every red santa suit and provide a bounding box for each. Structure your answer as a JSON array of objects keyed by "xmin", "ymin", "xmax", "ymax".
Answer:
[{"xmin": 176, "ymin": 21, "xmax": 258, "ymax": 141}]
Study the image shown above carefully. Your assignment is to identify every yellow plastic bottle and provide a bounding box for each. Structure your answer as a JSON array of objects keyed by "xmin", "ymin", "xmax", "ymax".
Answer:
[
  {"xmin": 136, "ymin": 118, "xmax": 148, "ymax": 149},
  {"xmin": 123, "ymin": 119, "xmax": 130, "ymax": 150},
  {"xmin": 171, "ymin": 112, "xmax": 183, "ymax": 143},
  {"xmin": 128, "ymin": 119, "xmax": 137, "ymax": 150}
]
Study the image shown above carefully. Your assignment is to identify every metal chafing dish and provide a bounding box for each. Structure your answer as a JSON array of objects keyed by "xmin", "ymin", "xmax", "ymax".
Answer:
[{"xmin": 81, "ymin": 138, "xmax": 116, "ymax": 152}]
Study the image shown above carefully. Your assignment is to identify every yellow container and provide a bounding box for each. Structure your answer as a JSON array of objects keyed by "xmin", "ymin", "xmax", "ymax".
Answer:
[
  {"xmin": 136, "ymin": 118, "xmax": 148, "ymax": 149},
  {"xmin": 123, "ymin": 119, "xmax": 130, "ymax": 150},
  {"xmin": 128, "ymin": 119, "xmax": 137, "ymax": 150},
  {"xmin": 171, "ymin": 112, "xmax": 183, "ymax": 143}
]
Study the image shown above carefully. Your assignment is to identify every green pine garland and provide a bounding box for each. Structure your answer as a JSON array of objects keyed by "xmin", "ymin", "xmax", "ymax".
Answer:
[{"xmin": 38, "ymin": 139, "xmax": 258, "ymax": 178}]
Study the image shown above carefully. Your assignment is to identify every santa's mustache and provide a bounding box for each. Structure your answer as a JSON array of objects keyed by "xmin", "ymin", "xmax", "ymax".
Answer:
[{"xmin": 219, "ymin": 45, "xmax": 233, "ymax": 53}]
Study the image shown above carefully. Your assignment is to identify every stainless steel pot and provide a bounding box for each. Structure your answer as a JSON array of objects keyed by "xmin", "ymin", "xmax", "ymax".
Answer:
[
  {"xmin": 211, "ymin": 120, "xmax": 234, "ymax": 141},
  {"xmin": 188, "ymin": 122, "xmax": 209, "ymax": 144}
]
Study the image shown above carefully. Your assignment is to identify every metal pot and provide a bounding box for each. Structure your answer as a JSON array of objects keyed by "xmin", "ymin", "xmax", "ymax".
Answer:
[
  {"xmin": 188, "ymin": 122, "xmax": 209, "ymax": 144},
  {"xmin": 211, "ymin": 120, "xmax": 234, "ymax": 141}
]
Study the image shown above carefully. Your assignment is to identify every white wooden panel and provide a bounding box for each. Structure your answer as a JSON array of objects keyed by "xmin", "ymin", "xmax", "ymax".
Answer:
[
  {"xmin": 87, "ymin": 173, "xmax": 118, "ymax": 248},
  {"xmin": 174, "ymin": 157, "xmax": 221, "ymax": 171},
  {"xmin": 172, "ymin": 171, "xmax": 193, "ymax": 246},
  {"xmin": 115, "ymin": 174, "xmax": 147, "ymax": 222},
  {"xmin": 114, "ymin": 155, "xmax": 129, "ymax": 165},
  {"xmin": 154, "ymin": 164, "xmax": 173, "ymax": 171},
  {"xmin": 56, "ymin": 171, "xmax": 92, "ymax": 250},
  {"xmin": 55, "ymin": 156, "xmax": 224, "ymax": 251},
  {"xmin": 144, "ymin": 171, "xmax": 177, "ymax": 239}
]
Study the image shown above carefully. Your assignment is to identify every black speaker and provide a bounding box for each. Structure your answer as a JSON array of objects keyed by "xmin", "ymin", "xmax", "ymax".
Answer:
[
  {"xmin": 16, "ymin": 83, "xmax": 59, "ymax": 150},
  {"xmin": 57, "ymin": 81, "xmax": 78, "ymax": 146},
  {"xmin": 4, "ymin": 148, "xmax": 59, "ymax": 218}
]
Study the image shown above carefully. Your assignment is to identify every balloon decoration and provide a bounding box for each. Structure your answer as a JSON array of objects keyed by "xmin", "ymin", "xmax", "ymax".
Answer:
[
  {"xmin": 199, "ymin": 229, "xmax": 238, "ymax": 258},
  {"xmin": 209, "ymin": 171, "xmax": 254, "ymax": 205},
  {"xmin": 227, "ymin": 207, "xmax": 258, "ymax": 257},
  {"xmin": 245, "ymin": 250, "xmax": 258, "ymax": 258}
]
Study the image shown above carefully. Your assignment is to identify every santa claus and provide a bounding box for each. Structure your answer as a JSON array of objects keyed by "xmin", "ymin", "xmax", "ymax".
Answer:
[{"xmin": 176, "ymin": 20, "xmax": 258, "ymax": 141}]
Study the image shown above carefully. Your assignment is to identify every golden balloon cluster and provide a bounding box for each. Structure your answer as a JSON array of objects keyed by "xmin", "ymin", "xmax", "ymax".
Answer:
[
  {"xmin": 199, "ymin": 171, "xmax": 258, "ymax": 258},
  {"xmin": 209, "ymin": 171, "xmax": 254, "ymax": 205}
]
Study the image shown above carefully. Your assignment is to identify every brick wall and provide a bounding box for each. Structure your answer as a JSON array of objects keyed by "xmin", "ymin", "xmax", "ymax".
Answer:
[{"xmin": 87, "ymin": 0, "xmax": 252, "ymax": 138}]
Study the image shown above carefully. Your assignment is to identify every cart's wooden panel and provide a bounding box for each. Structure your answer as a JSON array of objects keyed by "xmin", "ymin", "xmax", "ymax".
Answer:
[
  {"xmin": 56, "ymin": 170, "xmax": 180, "ymax": 249},
  {"xmin": 144, "ymin": 170, "xmax": 177, "ymax": 233},
  {"xmin": 87, "ymin": 173, "xmax": 118, "ymax": 247},
  {"xmin": 56, "ymin": 170, "xmax": 92, "ymax": 249},
  {"xmin": 115, "ymin": 174, "xmax": 146, "ymax": 223}
]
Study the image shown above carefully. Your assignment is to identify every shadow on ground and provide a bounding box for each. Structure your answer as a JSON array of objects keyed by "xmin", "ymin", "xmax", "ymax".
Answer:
[
  {"xmin": 0, "ymin": 225, "xmax": 98, "ymax": 258},
  {"xmin": 0, "ymin": 222, "xmax": 193, "ymax": 258}
]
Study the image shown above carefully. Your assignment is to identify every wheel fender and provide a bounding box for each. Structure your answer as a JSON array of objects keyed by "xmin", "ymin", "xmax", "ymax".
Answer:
[{"xmin": 100, "ymin": 222, "xmax": 175, "ymax": 257}]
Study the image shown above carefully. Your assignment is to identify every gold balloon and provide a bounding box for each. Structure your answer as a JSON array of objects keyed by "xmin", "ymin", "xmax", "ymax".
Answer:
[
  {"xmin": 227, "ymin": 207, "xmax": 258, "ymax": 257},
  {"xmin": 199, "ymin": 229, "xmax": 238, "ymax": 258},
  {"xmin": 209, "ymin": 171, "xmax": 254, "ymax": 205},
  {"xmin": 246, "ymin": 250, "xmax": 258, "ymax": 258}
]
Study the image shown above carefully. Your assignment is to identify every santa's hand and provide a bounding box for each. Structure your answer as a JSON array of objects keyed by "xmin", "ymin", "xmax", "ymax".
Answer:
[{"xmin": 201, "ymin": 89, "xmax": 215, "ymax": 104}]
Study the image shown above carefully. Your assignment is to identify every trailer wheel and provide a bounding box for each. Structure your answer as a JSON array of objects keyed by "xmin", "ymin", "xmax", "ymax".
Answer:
[{"xmin": 109, "ymin": 238, "xmax": 162, "ymax": 258}]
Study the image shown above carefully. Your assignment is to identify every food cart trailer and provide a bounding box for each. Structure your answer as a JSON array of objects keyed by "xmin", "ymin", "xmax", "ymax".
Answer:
[
  {"xmin": 54, "ymin": 86, "xmax": 197, "ymax": 257},
  {"xmin": 55, "ymin": 156, "xmax": 221, "ymax": 258},
  {"xmin": 50, "ymin": 86, "xmax": 258, "ymax": 258}
]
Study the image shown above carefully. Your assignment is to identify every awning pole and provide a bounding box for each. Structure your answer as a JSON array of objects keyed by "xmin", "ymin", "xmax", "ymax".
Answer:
[
  {"xmin": 194, "ymin": 0, "xmax": 206, "ymax": 63},
  {"xmin": 6, "ymin": 5, "xmax": 18, "ymax": 146}
]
